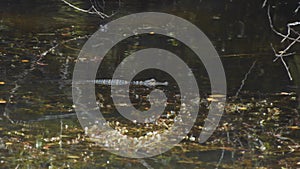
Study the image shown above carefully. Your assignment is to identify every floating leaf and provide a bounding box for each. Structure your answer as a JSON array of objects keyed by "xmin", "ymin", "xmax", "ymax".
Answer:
[
  {"xmin": 0, "ymin": 100, "xmax": 7, "ymax": 104},
  {"xmin": 207, "ymin": 97, "xmax": 218, "ymax": 102},
  {"xmin": 67, "ymin": 155, "xmax": 80, "ymax": 159},
  {"xmin": 5, "ymin": 142, "xmax": 13, "ymax": 145},
  {"xmin": 208, "ymin": 94, "xmax": 226, "ymax": 98},
  {"xmin": 287, "ymin": 126, "xmax": 300, "ymax": 130},
  {"xmin": 238, "ymin": 106, "xmax": 248, "ymax": 110},
  {"xmin": 21, "ymin": 59, "xmax": 30, "ymax": 63}
]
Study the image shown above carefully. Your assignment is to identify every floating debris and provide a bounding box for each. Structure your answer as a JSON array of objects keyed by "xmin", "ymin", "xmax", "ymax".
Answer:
[
  {"xmin": 0, "ymin": 99, "xmax": 7, "ymax": 104},
  {"xmin": 287, "ymin": 126, "xmax": 300, "ymax": 130},
  {"xmin": 5, "ymin": 142, "xmax": 13, "ymax": 146},
  {"xmin": 208, "ymin": 94, "xmax": 226, "ymax": 98},
  {"xmin": 21, "ymin": 59, "xmax": 30, "ymax": 63},
  {"xmin": 67, "ymin": 155, "xmax": 80, "ymax": 159},
  {"xmin": 275, "ymin": 92, "xmax": 295, "ymax": 96},
  {"xmin": 212, "ymin": 16, "xmax": 221, "ymax": 20},
  {"xmin": 237, "ymin": 106, "xmax": 248, "ymax": 111}
]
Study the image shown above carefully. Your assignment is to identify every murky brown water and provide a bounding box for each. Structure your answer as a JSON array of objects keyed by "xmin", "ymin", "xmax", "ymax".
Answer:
[{"xmin": 0, "ymin": 0, "xmax": 299, "ymax": 168}]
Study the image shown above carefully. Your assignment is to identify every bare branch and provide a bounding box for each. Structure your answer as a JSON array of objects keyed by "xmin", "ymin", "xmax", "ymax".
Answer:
[
  {"xmin": 37, "ymin": 35, "xmax": 90, "ymax": 64},
  {"xmin": 271, "ymin": 44, "xmax": 295, "ymax": 80},
  {"xmin": 267, "ymin": 4, "xmax": 300, "ymax": 81},
  {"xmin": 61, "ymin": 0, "xmax": 97, "ymax": 14},
  {"xmin": 60, "ymin": 0, "xmax": 117, "ymax": 19},
  {"xmin": 282, "ymin": 21, "xmax": 300, "ymax": 42},
  {"xmin": 262, "ymin": 0, "xmax": 267, "ymax": 8},
  {"xmin": 267, "ymin": 6, "xmax": 300, "ymax": 43},
  {"xmin": 235, "ymin": 60, "xmax": 257, "ymax": 97},
  {"xmin": 295, "ymin": 2, "xmax": 300, "ymax": 13}
]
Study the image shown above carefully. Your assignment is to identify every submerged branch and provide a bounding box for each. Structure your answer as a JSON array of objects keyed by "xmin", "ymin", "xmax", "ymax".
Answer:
[{"xmin": 235, "ymin": 60, "xmax": 257, "ymax": 97}]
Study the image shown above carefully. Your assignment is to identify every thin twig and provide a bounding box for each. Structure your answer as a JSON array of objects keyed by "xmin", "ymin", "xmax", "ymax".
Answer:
[
  {"xmin": 262, "ymin": 0, "xmax": 267, "ymax": 8},
  {"xmin": 216, "ymin": 142, "xmax": 225, "ymax": 168},
  {"xmin": 271, "ymin": 44, "xmax": 296, "ymax": 81},
  {"xmin": 295, "ymin": 2, "xmax": 300, "ymax": 13},
  {"xmin": 3, "ymin": 83, "xmax": 19, "ymax": 123},
  {"xmin": 36, "ymin": 35, "xmax": 89, "ymax": 66},
  {"xmin": 281, "ymin": 21, "xmax": 300, "ymax": 42},
  {"xmin": 267, "ymin": 6, "xmax": 300, "ymax": 43},
  {"xmin": 267, "ymin": 4, "xmax": 300, "ymax": 81},
  {"xmin": 61, "ymin": 0, "xmax": 117, "ymax": 19},
  {"xmin": 59, "ymin": 119, "xmax": 63, "ymax": 149},
  {"xmin": 139, "ymin": 159, "xmax": 154, "ymax": 169},
  {"xmin": 235, "ymin": 60, "xmax": 257, "ymax": 97},
  {"xmin": 3, "ymin": 35, "xmax": 90, "ymax": 123}
]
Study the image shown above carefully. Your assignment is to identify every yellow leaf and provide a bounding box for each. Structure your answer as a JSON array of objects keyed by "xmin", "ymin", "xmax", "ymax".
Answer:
[
  {"xmin": 0, "ymin": 100, "xmax": 7, "ymax": 104},
  {"xmin": 287, "ymin": 126, "xmax": 300, "ymax": 130},
  {"xmin": 21, "ymin": 59, "xmax": 29, "ymax": 63},
  {"xmin": 5, "ymin": 142, "xmax": 13, "ymax": 145}
]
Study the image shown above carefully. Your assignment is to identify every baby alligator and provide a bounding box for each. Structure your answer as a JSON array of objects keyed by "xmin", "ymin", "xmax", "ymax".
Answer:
[{"xmin": 74, "ymin": 78, "xmax": 168, "ymax": 87}]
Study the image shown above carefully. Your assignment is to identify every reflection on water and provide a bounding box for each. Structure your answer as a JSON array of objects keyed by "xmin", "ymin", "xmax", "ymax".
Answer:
[{"xmin": 0, "ymin": 0, "xmax": 299, "ymax": 168}]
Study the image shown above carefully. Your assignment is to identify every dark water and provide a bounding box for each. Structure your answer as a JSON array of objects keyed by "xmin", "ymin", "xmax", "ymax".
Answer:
[{"xmin": 0, "ymin": 0, "xmax": 299, "ymax": 168}]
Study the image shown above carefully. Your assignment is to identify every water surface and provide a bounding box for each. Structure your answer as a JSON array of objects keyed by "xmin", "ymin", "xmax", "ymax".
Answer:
[{"xmin": 0, "ymin": 0, "xmax": 299, "ymax": 168}]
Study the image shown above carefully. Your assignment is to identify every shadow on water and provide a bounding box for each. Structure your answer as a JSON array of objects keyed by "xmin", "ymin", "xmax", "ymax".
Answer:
[{"xmin": 0, "ymin": 0, "xmax": 299, "ymax": 168}]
